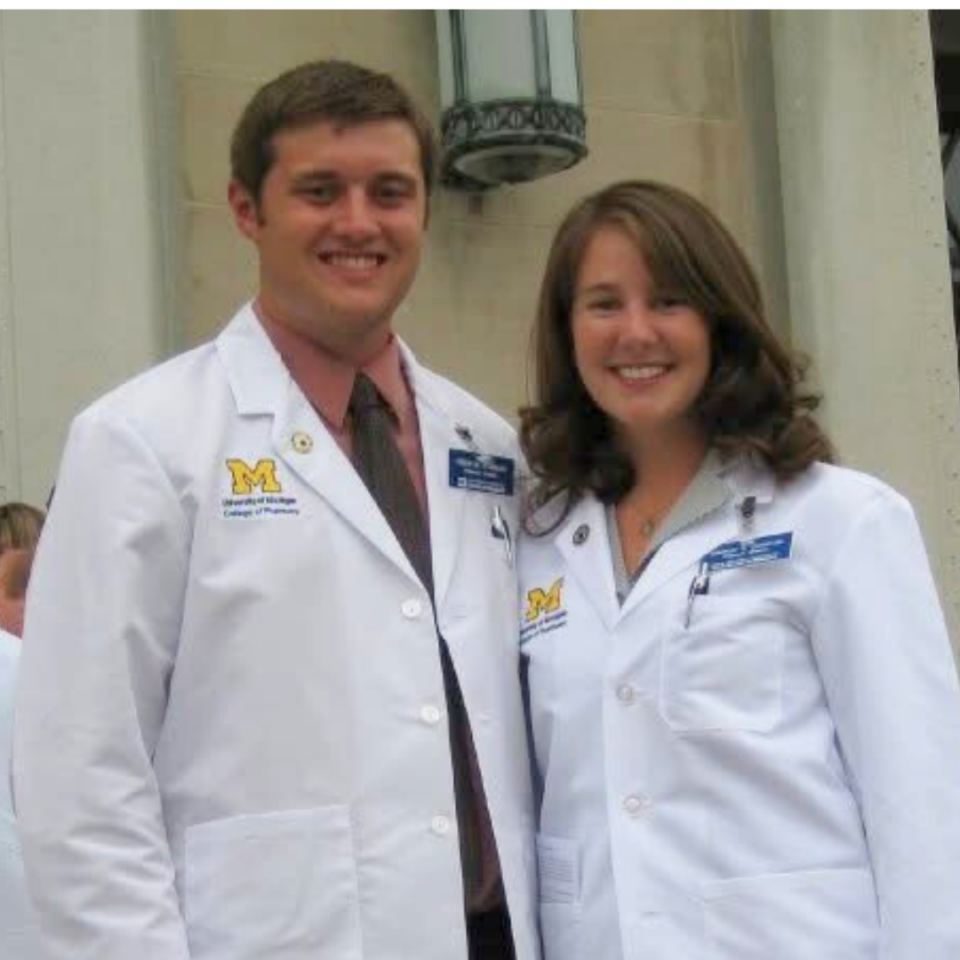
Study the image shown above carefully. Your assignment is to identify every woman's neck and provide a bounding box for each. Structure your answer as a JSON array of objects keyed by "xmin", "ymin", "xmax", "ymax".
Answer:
[
  {"xmin": 613, "ymin": 420, "xmax": 709, "ymax": 572},
  {"xmin": 620, "ymin": 419, "xmax": 709, "ymax": 499}
]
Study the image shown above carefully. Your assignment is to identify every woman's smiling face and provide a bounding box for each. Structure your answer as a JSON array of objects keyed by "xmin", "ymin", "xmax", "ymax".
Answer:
[{"xmin": 571, "ymin": 223, "xmax": 711, "ymax": 449}]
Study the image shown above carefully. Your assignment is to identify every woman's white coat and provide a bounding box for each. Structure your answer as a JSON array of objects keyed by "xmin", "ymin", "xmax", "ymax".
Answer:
[{"xmin": 520, "ymin": 456, "xmax": 960, "ymax": 960}]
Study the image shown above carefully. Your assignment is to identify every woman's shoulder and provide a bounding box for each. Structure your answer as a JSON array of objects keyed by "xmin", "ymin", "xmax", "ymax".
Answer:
[{"xmin": 782, "ymin": 460, "xmax": 912, "ymax": 517}]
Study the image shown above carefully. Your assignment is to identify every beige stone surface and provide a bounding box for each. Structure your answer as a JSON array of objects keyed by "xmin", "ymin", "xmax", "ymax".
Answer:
[
  {"xmin": 580, "ymin": 10, "xmax": 737, "ymax": 120},
  {"xmin": 184, "ymin": 203, "xmax": 257, "ymax": 345},
  {"xmin": 400, "ymin": 214, "xmax": 553, "ymax": 420},
  {"xmin": 175, "ymin": 10, "xmax": 437, "ymax": 106},
  {"xmin": 442, "ymin": 109, "xmax": 746, "ymax": 241},
  {"xmin": 180, "ymin": 73, "xmax": 256, "ymax": 206}
]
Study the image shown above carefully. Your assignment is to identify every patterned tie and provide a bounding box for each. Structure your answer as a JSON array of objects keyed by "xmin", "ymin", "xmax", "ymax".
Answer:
[
  {"xmin": 349, "ymin": 372, "xmax": 433, "ymax": 592},
  {"xmin": 348, "ymin": 372, "xmax": 498, "ymax": 921}
]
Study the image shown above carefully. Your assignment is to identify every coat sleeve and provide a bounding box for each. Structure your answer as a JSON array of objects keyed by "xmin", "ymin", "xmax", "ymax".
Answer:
[
  {"xmin": 809, "ymin": 489, "xmax": 960, "ymax": 959},
  {"xmin": 13, "ymin": 408, "xmax": 192, "ymax": 960}
]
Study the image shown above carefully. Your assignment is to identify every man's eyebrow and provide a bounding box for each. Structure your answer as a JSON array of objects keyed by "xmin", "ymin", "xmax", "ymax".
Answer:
[
  {"xmin": 371, "ymin": 171, "xmax": 419, "ymax": 186},
  {"xmin": 290, "ymin": 171, "xmax": 338, "ymax": 187}
]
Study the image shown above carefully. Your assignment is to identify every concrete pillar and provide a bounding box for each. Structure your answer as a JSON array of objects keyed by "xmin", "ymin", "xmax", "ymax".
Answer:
[
  {"xmin": 772, "ymin": 10, "xmax": 960, "ymax": 647},
  {"xmin": 0, "ymin": 11, "xmax": 178, "ymax": 506}
]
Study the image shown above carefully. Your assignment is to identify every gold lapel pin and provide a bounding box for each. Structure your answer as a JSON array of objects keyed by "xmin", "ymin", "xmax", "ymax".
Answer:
[{"xmin": 291, "ymin": 431, "xmax": 313, "ymax": 454}]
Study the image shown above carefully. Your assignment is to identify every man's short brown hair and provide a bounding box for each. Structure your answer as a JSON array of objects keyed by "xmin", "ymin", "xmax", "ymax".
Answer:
[{"xmin": 230, "ymin": 59, "xmax": 436, "ymax": 203}]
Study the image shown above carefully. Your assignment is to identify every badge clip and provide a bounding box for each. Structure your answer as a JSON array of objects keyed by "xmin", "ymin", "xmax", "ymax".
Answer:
[
  {"xmin": 684, "ymin": 561, "xmax": 710, "ymax": 629},
  {"xmin": 491, "ymin": 505, "xmax": 514, "ymax": 568}
]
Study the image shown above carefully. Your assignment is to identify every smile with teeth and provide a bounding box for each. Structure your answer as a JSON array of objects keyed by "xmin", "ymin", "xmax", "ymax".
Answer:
[
  {"xmin": 319, "ymin": 252, "xmax": 386, "ymax": 269},
  {"xmin": 613, "ymin": 364, "xmax": 671, "ymax": 381}
]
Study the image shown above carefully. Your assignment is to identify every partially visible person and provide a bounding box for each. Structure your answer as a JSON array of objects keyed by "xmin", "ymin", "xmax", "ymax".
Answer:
[
  {"xmin": 0, "ymin": 502, "xmax": 44, "ymax": 958},
  {"xmin": 518, "ymin": 180, "xmax": 960, "ymax": 960}
]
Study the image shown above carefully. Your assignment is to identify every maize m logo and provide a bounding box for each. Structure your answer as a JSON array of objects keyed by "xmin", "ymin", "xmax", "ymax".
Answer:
[
  {"xmin": 226, "ymin": 458, "xmax": 282, "ymax": 495},
  {"xmin": 525, "ymin": 578, "xmax": 564, "ymax": 622}
]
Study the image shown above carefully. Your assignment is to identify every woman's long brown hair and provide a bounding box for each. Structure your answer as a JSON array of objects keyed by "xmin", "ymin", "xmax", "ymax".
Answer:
[{"xmin": 519, "ymin": 180, "xmax": 834, "ymax": 526}]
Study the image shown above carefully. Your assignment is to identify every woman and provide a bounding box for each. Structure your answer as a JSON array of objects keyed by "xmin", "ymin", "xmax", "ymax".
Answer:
[{"xmin": 518, "ymin": 180, "xmax": 960, "ymax": 960}]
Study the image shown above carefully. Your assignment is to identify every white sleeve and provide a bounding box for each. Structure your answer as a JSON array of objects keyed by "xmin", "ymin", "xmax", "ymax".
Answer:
[
  {"xmin": 810, "ymin": 490, "xmax": 960, "ymax": 959},
  {"xmin": 13, "ymin": 409, "xmax": 192, "ymax": 960}
]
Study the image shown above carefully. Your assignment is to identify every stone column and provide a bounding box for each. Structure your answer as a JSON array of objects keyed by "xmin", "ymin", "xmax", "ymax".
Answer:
[
  {"xmin": 0, "ymin": 11, "xmax": 177, "ymax": 504},
  {"xmin": 772, "ymin": 10, "xmax": 960, "ymax": 648}
]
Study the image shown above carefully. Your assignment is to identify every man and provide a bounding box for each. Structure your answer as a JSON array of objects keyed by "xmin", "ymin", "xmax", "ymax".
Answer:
[{"xmin": 15, "ymin": 61, "xmax": 537, "ymax": 960}]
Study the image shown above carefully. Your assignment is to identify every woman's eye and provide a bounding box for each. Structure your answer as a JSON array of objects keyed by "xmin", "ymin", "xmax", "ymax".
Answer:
[
  {"xmin": 653, "ymin": 295, "xmax": 686, "ymax": 310},
  {"xmin": 587, "ymin": 298, "xmax": 620, "ymax": 313}
]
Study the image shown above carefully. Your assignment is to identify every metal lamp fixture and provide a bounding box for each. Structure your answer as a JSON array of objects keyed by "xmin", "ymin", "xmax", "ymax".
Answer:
[{"xmin": 435, "ymin": 11, "xmax": 588, "ymax": 190}]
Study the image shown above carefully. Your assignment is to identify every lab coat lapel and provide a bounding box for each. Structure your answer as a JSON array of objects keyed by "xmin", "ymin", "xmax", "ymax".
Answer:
[
  {"xmin": 553, "ymin": 497, "xmax": 621, "ymax": 631},
  {"xmin": 618, "ymin": 511, "xmax": 735, "ymax": 619},
  {"xmin": 618, "ymin": 457, "xmax": 778, "ymax": 619},
  {"xmin": 216, "ymin": 305, "xmax": 419, "ymax": 584},
  {"xmin": 401, "ymin": 345, "xmax": 465, "ymax": 612}
]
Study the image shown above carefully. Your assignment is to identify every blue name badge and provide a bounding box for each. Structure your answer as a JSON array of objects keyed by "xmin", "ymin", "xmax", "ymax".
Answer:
[
  {"xmin": 449, "ymin": 449, "xmax": 515, "ymax": 496},
  {"xmin": 702, "ymin": 532, "xmax": 793, "ymax": 573}
]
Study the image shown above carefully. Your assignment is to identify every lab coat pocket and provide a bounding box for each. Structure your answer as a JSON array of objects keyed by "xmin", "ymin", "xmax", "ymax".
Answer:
[
  {"xmin": 660, "ymin": 597, "xmax": 786, "ymax": 733},
  {"xmin": 184, "ymin": 805, "xmax": 361, "ymax": 960},
  {"xmin": 702, "ymin": 866, "xmax": 879, "ymax": 959},
  {"xmin": 537, "ymin": 833, "xmax": 581, "ymax": 960}
]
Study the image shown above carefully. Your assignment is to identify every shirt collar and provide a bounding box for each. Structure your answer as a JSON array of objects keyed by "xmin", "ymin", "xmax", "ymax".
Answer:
[{"xmin": 255, "ymin": 303, "xmax": 413, "ymax": 430}]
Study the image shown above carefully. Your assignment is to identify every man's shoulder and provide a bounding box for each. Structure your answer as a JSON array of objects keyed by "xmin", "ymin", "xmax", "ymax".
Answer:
[
  {"xmin": 413, "ymin": 363, "xmax": 516, "ymax": 451},
  {"xmin": 77, "ymin": 339, "xmax": 221, "ymax": 434}
]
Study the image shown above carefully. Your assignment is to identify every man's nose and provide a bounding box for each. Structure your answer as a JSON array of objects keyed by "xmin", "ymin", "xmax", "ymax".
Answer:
[{"xmin": 334, "ymin": 189, "xmax": 378, "ymax": 239}]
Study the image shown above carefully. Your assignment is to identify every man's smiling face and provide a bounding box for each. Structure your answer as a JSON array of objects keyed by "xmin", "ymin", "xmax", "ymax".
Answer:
[{"xmin": 229, "ymin": 118, "xmax": 427, "ymax": 363}]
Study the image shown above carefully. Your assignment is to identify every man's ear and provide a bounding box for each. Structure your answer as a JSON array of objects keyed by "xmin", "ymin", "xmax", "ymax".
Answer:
[{"xmin": 228, "ymin": 180, "xmax": 262, "ymax": 241}]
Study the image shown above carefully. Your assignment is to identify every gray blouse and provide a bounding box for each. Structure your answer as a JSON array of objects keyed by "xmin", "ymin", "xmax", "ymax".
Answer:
[{"xmin": 606, "ymin": 449, "xmax": 732, "ymax": 604}]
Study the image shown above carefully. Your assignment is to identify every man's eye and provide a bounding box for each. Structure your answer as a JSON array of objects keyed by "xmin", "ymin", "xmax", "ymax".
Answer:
[
  {"xmin": 375, "ymin": 183, "xmax": 413, "ymax": 204},
  {"xmin": 303, "ymin": 184, "xmax": 337, "ymax": 202}
]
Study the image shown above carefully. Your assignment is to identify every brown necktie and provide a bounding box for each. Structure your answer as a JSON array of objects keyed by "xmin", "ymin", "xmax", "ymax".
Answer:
[
  {"xmin": 349, "ymin": 372, "xmax": 433, "ymax": 591},
  {"xmin": 348, "ymin": 373, "xmax": 504, "ymax": 925}
]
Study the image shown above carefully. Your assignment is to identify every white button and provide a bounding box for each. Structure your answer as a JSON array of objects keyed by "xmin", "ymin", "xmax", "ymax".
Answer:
[
  {"xmin": 431, "ymin": 815, "xmax": 451, "ymax": 836},
  {"xmin": 420, "ymin": 705, "xmax": 442, "ymax": 725},
  {"xmin": 623, "ymin": 794, "xmax": 652, "ymax": 817},
  {"xmin": 401, "ymin": 599, "xmax": 422, "ymax": 619},
  {"xmin": 616, "ymin": 684, "xmax": 636, "ymax": 704}
]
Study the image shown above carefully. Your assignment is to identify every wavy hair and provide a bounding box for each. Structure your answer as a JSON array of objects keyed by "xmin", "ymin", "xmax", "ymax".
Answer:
[{"xmin": 519, "ymin": 180, "xmax": 834, "ymax": 519}]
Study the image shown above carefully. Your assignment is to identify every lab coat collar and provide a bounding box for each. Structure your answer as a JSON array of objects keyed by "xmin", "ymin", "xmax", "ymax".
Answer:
[
  {"xmin": 216, "ymin": 303, "xmax": 288, "ymax": 416},
  {"xmin": 215, "ymin": 304, "xmax": 422, "ymax": 591},
  {"xmin": 554, "ymin": 497, "xmax": 622, "ymax": 632},
  {"xmin": 216, "ymin": 305, "xmax": 469, "ymax": 608},
  {"xmin": 620, "ymin": 453, "xmax": 778, "ymax": 619},
  {"xmin": 551, "ymin": 454, "xmax": 779, "ymax": 626},
  {"xmin": 398, "ymin": 339, "xmax": 467, "ymax": 611}
]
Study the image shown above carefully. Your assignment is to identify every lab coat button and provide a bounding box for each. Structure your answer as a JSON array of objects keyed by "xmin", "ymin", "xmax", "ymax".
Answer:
[
  {"xmin": 420, "ymin": 705, "xmax": 442, "ymax": 725},
  {"xmin": 573, "ymin": 524, "xmax": 590, "ymax": 546},
  {"xmin": 402, "ymin": 599, "xmax": 422, "ymax": 619},
  {"xmin": 616, "ymin": 684, "xmax": 636, "ymax": 704},
  {"xmin": 623, "ymin": 794, "xmax": 652, "ymax": 817},
  {"xmin": 431, "ymin": 815, "xmax": 451, "ymax": 836}
]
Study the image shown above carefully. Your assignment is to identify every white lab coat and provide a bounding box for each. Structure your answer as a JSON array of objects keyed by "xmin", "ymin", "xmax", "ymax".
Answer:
[
  {"xmin": 14, "ymin": 304, "xmax": 538, "ymax": 960},
  {"xmin": 519, "ymin": 456, "xmax": 960, "ymax": 960},
  {"xmin": 0, "ymin": 628, "xmax": 42, "ymax": 959}
]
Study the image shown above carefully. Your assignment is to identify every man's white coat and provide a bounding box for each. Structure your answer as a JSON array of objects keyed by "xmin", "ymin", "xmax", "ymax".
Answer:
[{"xmin": 14, "ymin": 305, "xmax": 538, "ymax": 960}]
